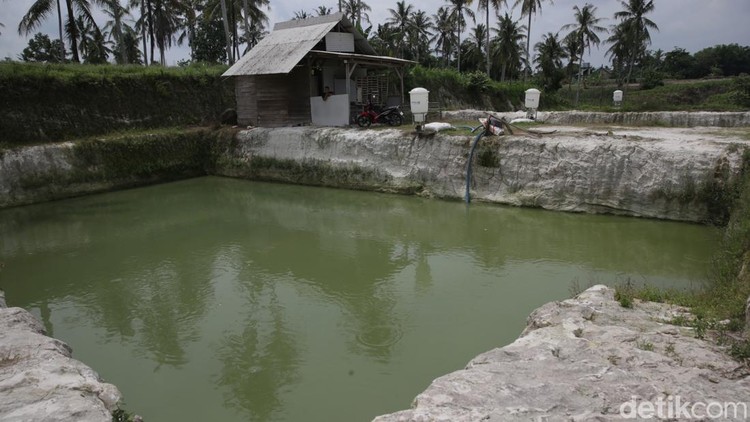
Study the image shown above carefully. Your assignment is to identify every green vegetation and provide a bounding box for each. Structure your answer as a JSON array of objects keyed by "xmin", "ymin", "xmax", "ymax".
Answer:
[
  {"xmin": 554, "ymin": 78, "xmax": 746, "ymax": 112},
  {"xmin": 636, "ymin": 339, "xmax": 655, "ymax": 352},
  {"xmin": 407, "ymin": 64, "xmax": 747, "ymax": 113},
  {"xmin": 0, "ymin": 62, "xmax": 233, "ymax": 145},
  {"xmin": 12, "ymin": 127, "xmax": 226, "ymax": 198},
  {"xmin": 614, "ymin": 151, "xmax": 750, "ymax": 359},
  {"xmin": 407, "ymin": 65, "xmax": 533, "ymax": 111}
]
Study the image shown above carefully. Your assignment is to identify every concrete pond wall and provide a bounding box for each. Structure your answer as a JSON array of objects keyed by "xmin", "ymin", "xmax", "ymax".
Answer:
[
  {"xmin": 1, "ymin": 112, "xmax": 749, "ymax": 420},
  {"xmin": 213, "ymin": 125, "xmax": 747, "ymax": 224},
  {"xmin": 445, "ymin": 110, "xmax": 750, "ymax": 128}
]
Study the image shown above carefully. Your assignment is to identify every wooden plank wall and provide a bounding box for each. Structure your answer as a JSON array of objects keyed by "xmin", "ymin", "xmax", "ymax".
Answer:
[
  {"xmin": 234, "ymin": 65, "xmax": 312, "ymax": 127},
  {"xmin": 235, "ymin": 76, "xmax": 257, "ymax": 126},
  {"xmin": 256, "ymin": 74, "xmax": 289, "ymax": 127}
]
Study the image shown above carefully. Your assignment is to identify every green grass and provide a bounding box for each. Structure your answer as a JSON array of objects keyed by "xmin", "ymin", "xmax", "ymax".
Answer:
[
  {"xmin": 613, "ymin": 150, "xmax": 750, "ymax": 356},
  {"xmin": 0, "ymin": 62, "xmax": 234, "ymax": 145},
  {"xmin": 407, "ymin": 65, "xmax": 532, "ymax": 111},
  {"xmin": 554, "ymin": 78, "xmax": 744, "ymax": 112},
  {"xmin": 0, "ymin": 61, "xmax": 228, "ymax": 79}
]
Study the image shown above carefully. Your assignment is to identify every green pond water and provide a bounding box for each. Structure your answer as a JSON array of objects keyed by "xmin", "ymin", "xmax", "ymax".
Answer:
[{"xmin": 0, "ymin": 177, "xmax": 718, "ymax": 421}]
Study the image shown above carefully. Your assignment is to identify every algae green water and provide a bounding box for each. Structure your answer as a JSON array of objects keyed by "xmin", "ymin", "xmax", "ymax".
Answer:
[{"xmin": 0, "ymin": 177, "xmax": 718, "ymax": 421}]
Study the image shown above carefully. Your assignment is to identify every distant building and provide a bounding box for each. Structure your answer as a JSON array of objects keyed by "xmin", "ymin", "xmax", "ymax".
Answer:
[{"xmin": 223, "ymin": 13, "xmax": 414, "ymax": 127}]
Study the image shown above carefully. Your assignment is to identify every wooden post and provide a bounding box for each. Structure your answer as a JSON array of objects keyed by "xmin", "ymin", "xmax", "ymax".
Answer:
[{"xmin": 393, "ymin": 66, "xmax": 405, "ymax": 105}]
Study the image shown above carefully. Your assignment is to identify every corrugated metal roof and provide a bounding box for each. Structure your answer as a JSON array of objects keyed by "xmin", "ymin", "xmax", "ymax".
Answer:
[{"xmin": 222, "ymin": 12, "xmax": 376, "ymax": 77}]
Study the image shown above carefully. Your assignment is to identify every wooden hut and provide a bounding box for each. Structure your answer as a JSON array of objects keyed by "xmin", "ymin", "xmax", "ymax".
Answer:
[{"xmin": 222, "ymin": 13, "xmax": 413, "ymax": 127}]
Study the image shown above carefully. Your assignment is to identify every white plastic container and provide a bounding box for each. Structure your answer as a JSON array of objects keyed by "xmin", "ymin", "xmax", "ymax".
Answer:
[
  {"xmin": 613, "ymin": 90, "xmax": 624, "ymax": 104},
  {"xmin": 524, "ymin": 88, "xmax": 541, "ymax": 109},
  {"xmin": 409, "ymin": 87, "xmax": 429, "ymax": 123}
]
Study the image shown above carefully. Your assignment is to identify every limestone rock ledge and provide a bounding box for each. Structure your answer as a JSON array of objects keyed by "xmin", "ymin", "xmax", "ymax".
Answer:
[
  {"xmin": 374, "ymin": 285, "xmax": 750, "ymax": 422},
  {"xmin": 0, "ymin": 292, "xmax": 121, "ymax": 422}
]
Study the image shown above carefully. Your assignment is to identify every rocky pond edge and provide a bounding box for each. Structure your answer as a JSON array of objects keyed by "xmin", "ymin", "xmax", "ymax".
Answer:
[
  {"xmin": 373, "ymin": 285, "xmax": 750, "ymax": 421},
  {"xmin": 0, "ymin": 290, "xmax": 122, "ymax": 421}
]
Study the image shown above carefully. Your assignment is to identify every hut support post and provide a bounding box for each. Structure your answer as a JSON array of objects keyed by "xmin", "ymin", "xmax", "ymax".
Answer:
[{"xmin": 394, "ymin": 66, "xmax": 405, "ymax": 104}]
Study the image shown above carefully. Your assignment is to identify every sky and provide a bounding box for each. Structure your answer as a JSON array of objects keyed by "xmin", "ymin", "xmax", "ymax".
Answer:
[{"xmin": 1, "ymin": 0, "xmax": 749, "ymax": 67}]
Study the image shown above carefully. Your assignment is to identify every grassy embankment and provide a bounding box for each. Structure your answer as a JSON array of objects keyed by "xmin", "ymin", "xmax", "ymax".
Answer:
[
  {"xmin": 0, "ymin": 62, "xmax": 233, "ymax": 147},
  {"xmin": 409, "ymin": 65, "xmax": 749, "ymax": 113}
]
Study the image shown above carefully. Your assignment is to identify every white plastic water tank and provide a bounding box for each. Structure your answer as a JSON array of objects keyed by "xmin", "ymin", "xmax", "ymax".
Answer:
[
  {"xmin": 409, "ymin": 87, "xmax": 429, "ymax": 123},
  {"xmin": 525, "ymin": 88, "xmax": 541, "ymax": 109},
  {"xmin": 613, "ymin": 90, "xmax": 624, "ymax": 102},
  {"xmin": 409, "ymin": 88, "xmax": 429, "ymax": 114}
]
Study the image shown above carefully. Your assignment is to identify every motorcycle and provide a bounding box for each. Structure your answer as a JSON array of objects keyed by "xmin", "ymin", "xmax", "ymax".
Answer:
[{"xmin": 356, "ymin": 101, "xmax": 404, "ymax": 128}]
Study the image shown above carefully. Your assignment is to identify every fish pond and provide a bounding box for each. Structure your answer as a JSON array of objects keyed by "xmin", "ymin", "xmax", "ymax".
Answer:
[{"xmin": 0, "ymin": 177, "xmax": 718, "ymax": 421}]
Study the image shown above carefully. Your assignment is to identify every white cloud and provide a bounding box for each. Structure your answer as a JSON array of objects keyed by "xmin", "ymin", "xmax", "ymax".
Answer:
[{"xmin": 1, "ymin": 0, "xmax": 748, "ymax": 66}]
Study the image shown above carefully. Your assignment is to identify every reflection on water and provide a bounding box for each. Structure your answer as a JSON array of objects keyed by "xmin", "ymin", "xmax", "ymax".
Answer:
[{"xmin": 0, "ymin": 177, "xmax": 719, "ymax": 421}]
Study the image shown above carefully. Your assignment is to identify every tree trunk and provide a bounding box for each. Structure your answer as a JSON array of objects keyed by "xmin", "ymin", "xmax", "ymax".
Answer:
[
  {"xmin": 220, "ymin": 0, "xmax": 233, "ymax": 64},
  {"xmin": 56, "ymin": 0, "xmax": 65, "ymax": 61},
  {"xmin": 524, "ymin": 13, "xmax": 531, "ymax": 82},
  {"xmin": 64, "ymin": 0, "xmax": 80, "ymax": 62},
  {"xmin": 357, "ymin": 1, "xmax": 362, "ymax": 27},
  {"xmin": 624, "ymin": 27, "xmax": 640, "ymax": 88},
  {"xmin": 485, "ymin": 5, "xmax": 490, "ymax": 76},
  {"xmin": 457, "ymin": 21, "xmax": 462, "ymax": 72},
  {"xmin": 574, "ymin": 42, "xmax": 583, "ymax": 107},
  {"xmin": 242, "ymin": 0, "xmax": 251, "ymax": 53},
  {"xmin": 501, "ymin": 63, "xmax": 506, "ymax": 82},
  {"xmin": 140, "ymin": 0, "xmax": 147, "ymax": 65},
  {"xmin": 146, "ymin": 0, "xmax": 155, "ymax": 65}
]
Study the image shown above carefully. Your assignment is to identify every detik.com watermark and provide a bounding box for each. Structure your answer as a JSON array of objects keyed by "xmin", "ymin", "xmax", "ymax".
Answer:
[{"xmin": 620, "ymin": 395, "xmax": 749, "ymax": 419}]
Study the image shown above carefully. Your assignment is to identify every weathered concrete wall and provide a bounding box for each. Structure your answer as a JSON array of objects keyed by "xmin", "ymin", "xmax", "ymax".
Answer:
[
  {"xmin": 1, "ymin": 125, "xmax": 747, "ymax": 223},
  {"xmin": 214, "ymin": 126, "xmax": 747, "ymax": 223},
  {"xmin": 374, "ymin": 285, "xmax": 750, "ymax": 422},
  {"xmin": 0, "ymin": 291, "xmax": 121, "ymax": 421},
  {"xmin": 444, "ymin": 110, "xmax": 750, "ymax": 127},
  {"xmin": 0, "ymin": 130, "xmax": 215, "ymax": 208}
]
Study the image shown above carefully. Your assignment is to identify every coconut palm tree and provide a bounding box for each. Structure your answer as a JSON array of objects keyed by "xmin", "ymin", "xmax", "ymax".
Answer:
[
  {"xmin": 534, "ymin": 32, "xmax": 567, "ymax": 91},
  {"xmin": 614, "ymin": 0, "xmax": 658, "ymax": 85},
  {"xmin": 430, "ymin": 6, "xmax": 456, "ymax": 67},
  {"xmin": 563, "ymin": 32, "xmax": 580, "ymax": 88},
  {"xmin": 293, "ymin": 10, "xmax": 311, "ymax": 20},
  {"xmin": 605, "ymin": 22, "xmax": 631, "ymax": 85},
  {"xmin": 369, "ymin": 23, "xmax": 398, "ymax": 57},
  {"xmin": 127, "ymin": 0, "xmax": 147, "ymax": 63},
  {"xmin": 102, "ymin": 0, "xmax": 129, "ymax": 64},
  {"xmin": 477, "ymin": 0, "xmax": 506, "ymax": 76},
  {"xmin": 512, "ymin": 0, "xmax": 552, "ymax": 81},
  {"xmin": 146, "ymin": 0, "xmax": 185, "ymax": 65},
  {"xmin": 562, "ymin": 3, "xmax": 608, "ymax": 105},
  {"xmin": 463, "ymin": 23, "xmax": 488, "ymax": 72},
  {"xmin": 75, "ymin": 14, "xmax": 110, "ymax": 63},
  {"xmin": 386, "ymin": 1, "xmax": 415, "ymax": 59},
  {"xmin": 240, "ymin": 0, "xmax": 269, "ymax": 54},
  {"xmin": 316, "ymin": 6, "xmax": 332, "ymax": 16},
  {"xmin": 18, "ymin": 0, "xmax": 103, "ymax": 63},
  {"xmin": 446, "ymin": 0, "xmax": 475, "ymax": 72},
  {"xmin": 119, "ymin": 23, "xmax": 143, "ymax": 63},
  {"xmin": 343, "ymin": 0, "xmax": 371, "ymax": 29},
  {"xmin": 491, "ymin": 12, "xmax": 525, "ymax": 82},
  {"xmin": 409, "ymin": 10, "xmax": 433, "ymax": 64}
]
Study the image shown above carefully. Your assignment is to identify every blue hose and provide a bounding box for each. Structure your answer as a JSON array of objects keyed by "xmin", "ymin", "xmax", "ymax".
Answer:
[{"xmin": 465, "ymin": 129, "xmax": 487, "ymax": 204}]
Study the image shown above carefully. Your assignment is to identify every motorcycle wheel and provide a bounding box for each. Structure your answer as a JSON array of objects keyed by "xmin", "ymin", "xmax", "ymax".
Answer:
[
  {"xmin": 357, "ymin": 115, "xmax": 372, "ymax": 128},
  {"xmin": 387, "ymin": 113, "xmax": 403, "ymax": 126}
]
